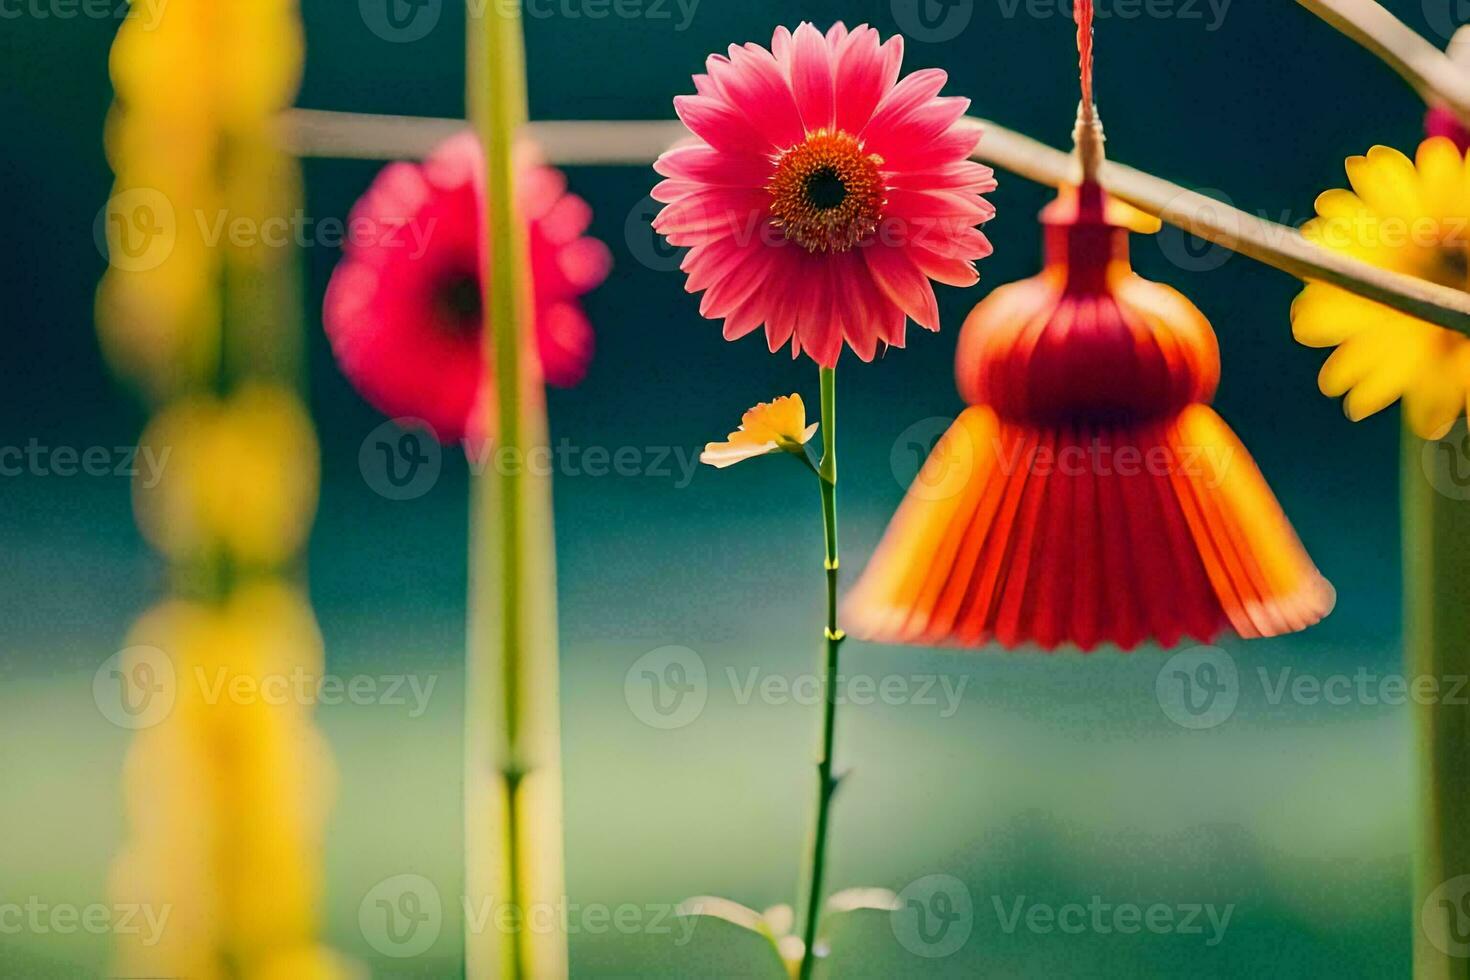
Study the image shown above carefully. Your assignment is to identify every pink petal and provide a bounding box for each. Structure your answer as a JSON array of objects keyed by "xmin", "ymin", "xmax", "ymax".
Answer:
[
  {"xmin": 722, "ymin": 294, "xmax": 767, "ymax": 341},
  {"xmin": 864, "ymin": 244, "xmax": 940, "ymax": 331},
  {"xmin": 860, "ymin": 68, "xmax": 948, "ymax": 149},
  {"xmin": 884, "ymin": 125, "xmax": 983, "ymax": 172},
  {"xmin": 710, "ymin": 45, "xmax": 805, "ymax": 148},
  {"xmin": 674, "ymin": 94, "xmax": 774, "ymax": 156},
  {"xmin": 888, "ymin": 161, "xmax": 997, "ymax": 192},
  {"xmin": 771, "ymin": 25, "xmax": 793, "ymax": 65},
  {"xmin": 867, "ymin": 95, "xmax": 971, "ymax": 166},
  {"xmin": 833, "ymin": 251, "xmax": 879, "ymax": 361},
  {"xmin": 907, "ymin": 243, "xmax": 979, "ymax": 287},
  {"xmin": 835, "ymin": 26, "xmax": 899, "ymax": 134},
  {"xmin": 790, "ymin": 22, "xmax": 836, "ymax": 133},
  {"xmin": 653, "ymin": 187, "xmax": 768, "ymax": 243},
  {"xmin": 654, "ymin": 144, "xmax": 772, "ymax": 189},
  {"xmin": 700, "ymin": 243, "xmax": 773, "ymax": 318}
]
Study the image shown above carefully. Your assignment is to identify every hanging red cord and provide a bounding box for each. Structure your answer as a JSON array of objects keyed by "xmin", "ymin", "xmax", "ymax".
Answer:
[{"xmin": 1077, "ymin": 0, "xmax": 1094, "ymax": 109}]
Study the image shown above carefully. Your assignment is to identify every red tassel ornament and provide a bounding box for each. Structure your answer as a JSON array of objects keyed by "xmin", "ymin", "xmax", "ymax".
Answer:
[{"xmin": 846, "ymin": 182, "xmax": 1335, "ymax": 651}]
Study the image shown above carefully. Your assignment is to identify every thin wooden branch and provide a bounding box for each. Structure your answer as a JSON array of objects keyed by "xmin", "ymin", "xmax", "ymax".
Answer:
[
  {"xmin": 973, "ymin": 119, "xmax": 1470, "ymax": 335},
  {"xmin": 1297, "ymin": 0, "xmax": 1470, "ymax": 125},
  {"xmin": 280, "ymin": 108, "xmax": 1470, "ymax": 337}
]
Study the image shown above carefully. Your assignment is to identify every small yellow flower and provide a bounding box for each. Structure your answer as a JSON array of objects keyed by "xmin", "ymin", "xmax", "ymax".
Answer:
[
  {"xmin": 1292, "ymin": 138, "xmax": 1470, "ymax": 438},
  {"xmin": 134, "ymin": 383, "xmax": 319, "ymax": 569},
  {"xmin": 701, "ymin": 394, "xmax": 819, "ymax": 469}
]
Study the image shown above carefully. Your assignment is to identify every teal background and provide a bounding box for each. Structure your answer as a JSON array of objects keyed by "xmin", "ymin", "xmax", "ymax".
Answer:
[{"xmin": 0, "ymin": 1, "xmax": 1441, "ymax": 975}]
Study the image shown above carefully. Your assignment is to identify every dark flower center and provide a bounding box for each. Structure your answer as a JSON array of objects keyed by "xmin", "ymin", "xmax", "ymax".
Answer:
[
  {"xmin": 804, "ymin": 167, "xmax": 848, "ymax": 211},
  {"xmin": 437, "ymin": 273, "xmax": 482, "ymax": 328},
  {"xmin": 767, "ymin": 129, "xmax": 885, "ymax": 254}
]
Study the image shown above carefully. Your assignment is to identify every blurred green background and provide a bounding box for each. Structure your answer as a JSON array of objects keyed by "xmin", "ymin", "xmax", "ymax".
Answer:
[{"xmin": 0, "ymin": 0, "xmax": 1442, "ymax": 975}]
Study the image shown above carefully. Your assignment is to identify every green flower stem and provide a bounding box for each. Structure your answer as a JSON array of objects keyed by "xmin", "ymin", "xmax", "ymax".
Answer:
[
  {"xmin": 799, "ymin": 366, "xmax": 844, "ymax": 980},
  {"xmin": 467, "ymin": 4, "xmax": 568, "ymax": 979},
  {"xmin": 1404, "ymin": 420, "xmax": 1470, "ymax": 979}
]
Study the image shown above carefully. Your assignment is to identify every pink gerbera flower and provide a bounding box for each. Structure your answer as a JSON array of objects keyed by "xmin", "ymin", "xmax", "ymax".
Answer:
[
  {"xmin": 324, "ymin": 132, "xmax": 611, "ymax": 442},
  {"xmin": 652, "ymin": 22, "xmax": 997, "ymax": 367}
]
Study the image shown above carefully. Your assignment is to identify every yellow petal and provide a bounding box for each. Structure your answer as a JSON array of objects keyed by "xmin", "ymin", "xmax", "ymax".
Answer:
[
  {"xmin": 701, "ymin": 395, "xmax": 818, "ymax": 469},
  {"xmin": 1295, "ymin": 141, "xmax": 1470, "ymax": 434}
]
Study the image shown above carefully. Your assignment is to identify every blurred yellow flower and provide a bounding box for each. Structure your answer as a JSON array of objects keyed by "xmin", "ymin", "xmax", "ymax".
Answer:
[
  {"xmin": 111, "ymin": 584, "xmax": 340, "ymax": 979},
  {"xmin": 134, "ymin": 383, "xmax": 319, "ymax": 569},
  {"xmin": 701, "ymin": 395, "xmax": 819, "ymax": 469},
  {"xmin": 99, "ymin": 0, "xmax": 304, "ymax": 401},
  {"xmin": 1292, "ymin": 138, "xmax": 1470, "ymax": 438},
  {"xmin": 108, "ymin": 0, "xmax": 303, "ymax": 135}
]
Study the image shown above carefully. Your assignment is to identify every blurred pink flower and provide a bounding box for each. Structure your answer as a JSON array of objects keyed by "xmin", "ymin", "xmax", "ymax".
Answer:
[
  {"xmin": 653, "ymin": 21, "xmax": 996, "ymax": 367},
  {"xmin": 324, "ymin": 132, "xmax": 610, "ymax": 442}
]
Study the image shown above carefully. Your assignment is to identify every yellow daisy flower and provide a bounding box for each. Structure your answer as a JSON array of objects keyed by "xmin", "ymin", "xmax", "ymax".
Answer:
[
  {"xmin": 701, "ymin": 395, "xmax": 820, "ymax": 469},
  {"xmin": 1292, "ymin": 138, "xmax": 1470, "ymax": 438}
]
